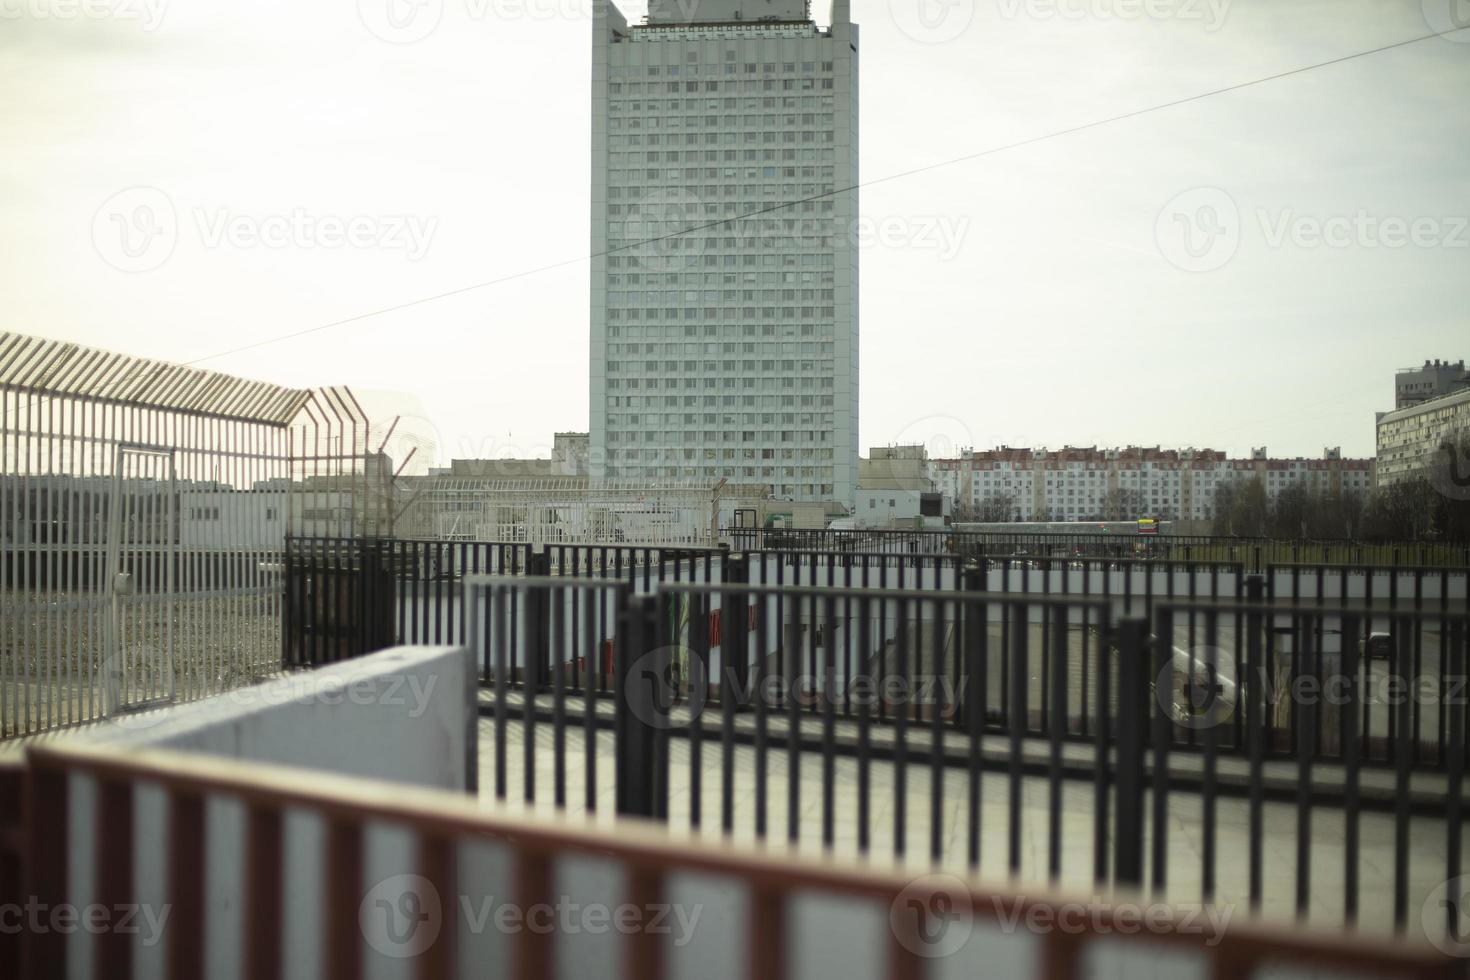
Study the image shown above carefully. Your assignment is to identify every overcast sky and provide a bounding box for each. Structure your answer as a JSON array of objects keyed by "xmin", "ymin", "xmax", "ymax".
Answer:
[{"xmin": 3, "ymin": 0, "xmax": 1467, "ymax": 470}]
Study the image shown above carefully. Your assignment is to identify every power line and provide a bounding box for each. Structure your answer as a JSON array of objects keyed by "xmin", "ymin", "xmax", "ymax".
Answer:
[{"xmin": 170, "ymin": 24, "xmax": 1463, "ymax": 365}]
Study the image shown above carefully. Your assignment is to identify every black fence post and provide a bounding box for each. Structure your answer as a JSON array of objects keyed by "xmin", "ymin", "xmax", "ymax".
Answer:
[
  {"xmin": 1114, "ymin": 616, "xmax": 1149, "ymax": 887},
  {"xmin": 282, "ymin": 538, "xmax": 301, "ymax": 669},
  {"xmin": 614, "ymin": 593, "xmax": 665, "ymax": 820},
  {"xmin": 961, "ymin": 562, "xmax": 987, "ymax": 735},
  {"xmin": 723, "ymin": 552, "xmax": 750, "ymax": 706},
  {"xmin": 524, "ymin": 546, "xmax": 551, "ymax": 688},
  {"xmin": 359, "ymin": 538, "xmax": 395, "ymax": 656},
  {"xmin": 1243, "ymin": 572, "xmax": 1266, "ymax": 910}
]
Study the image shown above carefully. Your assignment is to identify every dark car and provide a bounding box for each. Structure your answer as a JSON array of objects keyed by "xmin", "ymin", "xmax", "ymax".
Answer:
[{"xmin": 1363, "ymin": 632, "xmax": 1395, "ymax": 661}]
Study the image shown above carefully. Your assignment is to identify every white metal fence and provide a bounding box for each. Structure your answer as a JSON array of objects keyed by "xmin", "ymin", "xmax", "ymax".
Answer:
[{"xmin": 0, "ymin": 331, "xmax": 373, "ymax": 738}]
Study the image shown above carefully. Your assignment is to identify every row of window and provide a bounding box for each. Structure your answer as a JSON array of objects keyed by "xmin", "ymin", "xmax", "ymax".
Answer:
[
  {"xmin": 609, "ymin": 417, "xmax": 833, "ymax": 432},
  {"xmin": 609, "ymin": 112, "xmax": 835, "ymax": 128},
  {"xmin": 609, "ymin": 149, "xmax": 838, "ymax": 166},
  {"xmin": 606, "ymin": 396, "xmax": 844, "ymax": 410},
  {"xmin": 608, "ymin": 79, "xmax": 836, "ymax": 96},
  {"xmin": 610, "ymin": 60, "xmax": 835, "ymax": 76},
  {"xmin": 607, "ymin": 96, "xmax": 837, "ymax": 115},
  {"xmin": 600, "ymin": 472, "xmax": 837, "ymax": 500},
  {"xmin": 608, "ymin": 302, "xmax": 835, "ymax": 317},
  {"xmin": 605, "ymin": 429, "xmax": 833, "ymax": 444},
  {"xmin": 608, "ymin": 339, "xmax": 833, "ymax": 353},
  {"xmin": 608, "ymin": 290, "xmax": 836, "ymax": 303},
  {"xmin": 607, "ymin": 355, "xmax": 834, "ymax": 368}
]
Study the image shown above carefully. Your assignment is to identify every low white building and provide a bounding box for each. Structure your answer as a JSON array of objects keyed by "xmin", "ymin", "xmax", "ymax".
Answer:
[
  {"xmin": 854, "ymin": 446, "xmax": 948, "ymax": 529},
  {"xmin": 930, "ymin": 447, "xmax": 1373, "ymax": 523}
]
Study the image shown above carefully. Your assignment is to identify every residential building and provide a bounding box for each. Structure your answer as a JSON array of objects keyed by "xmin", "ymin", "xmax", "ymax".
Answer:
[
  {"xmin": 589, "ymin": 0, "xmax": 860, "ymax": 506},
  {"xmin": 1395, "ymin": 358, "xmax": 1470, "ymax": 409},
  {"xmin": 1376, "ymin": 387, "xmax": 1470, "ymax": 486},
  {"xmin": 930, "ymin": 446, "xmax": 1372, "ymax": 523}
]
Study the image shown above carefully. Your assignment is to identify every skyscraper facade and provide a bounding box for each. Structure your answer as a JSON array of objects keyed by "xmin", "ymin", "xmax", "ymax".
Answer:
[{"xmin": 590, "ymin": 0, "xmax": 859, "ymax": 505}]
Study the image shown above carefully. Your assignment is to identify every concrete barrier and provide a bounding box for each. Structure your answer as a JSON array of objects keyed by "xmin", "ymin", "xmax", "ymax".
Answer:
[{"xmin": 54, "ymin": 645, "xmax": 475, "ymax": 980}]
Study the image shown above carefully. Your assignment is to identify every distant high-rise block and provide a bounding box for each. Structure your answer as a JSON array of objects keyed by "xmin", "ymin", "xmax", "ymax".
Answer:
[{"xmin": 589, "ymin": 0, "xmax": 859, "ymax": 505}]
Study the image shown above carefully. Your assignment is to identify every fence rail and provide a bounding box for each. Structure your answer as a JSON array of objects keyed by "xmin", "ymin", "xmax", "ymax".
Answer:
[{"xmin": 16, "ymin": 741, "xmax": 1460, "ymax": 980}]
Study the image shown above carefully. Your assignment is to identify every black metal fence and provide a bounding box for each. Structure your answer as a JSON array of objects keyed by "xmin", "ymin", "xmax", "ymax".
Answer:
[
  {"xmin": 465, "ymin": 572, "xmax": 1470, "ymax": 934},
  {"xmin": 729, "ymin": 527, "xmax": 1470, "ymax": 570}
]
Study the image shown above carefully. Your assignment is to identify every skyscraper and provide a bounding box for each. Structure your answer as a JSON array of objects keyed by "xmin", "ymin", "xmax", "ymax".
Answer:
[{"xmin": 590, "ymin": 0, "xmax": 859, "ymax": 505}]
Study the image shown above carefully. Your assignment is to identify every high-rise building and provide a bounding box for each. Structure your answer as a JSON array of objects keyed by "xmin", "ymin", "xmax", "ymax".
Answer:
[{"xmin": 589, "ymin": 0, "xmax": 859, "ymax": 505}]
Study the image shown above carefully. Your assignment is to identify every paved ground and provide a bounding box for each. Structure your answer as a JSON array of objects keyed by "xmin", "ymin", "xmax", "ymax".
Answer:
[{"xmin": 476, "ymin": 689, "xmax": 1466, "ymax": 942}]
